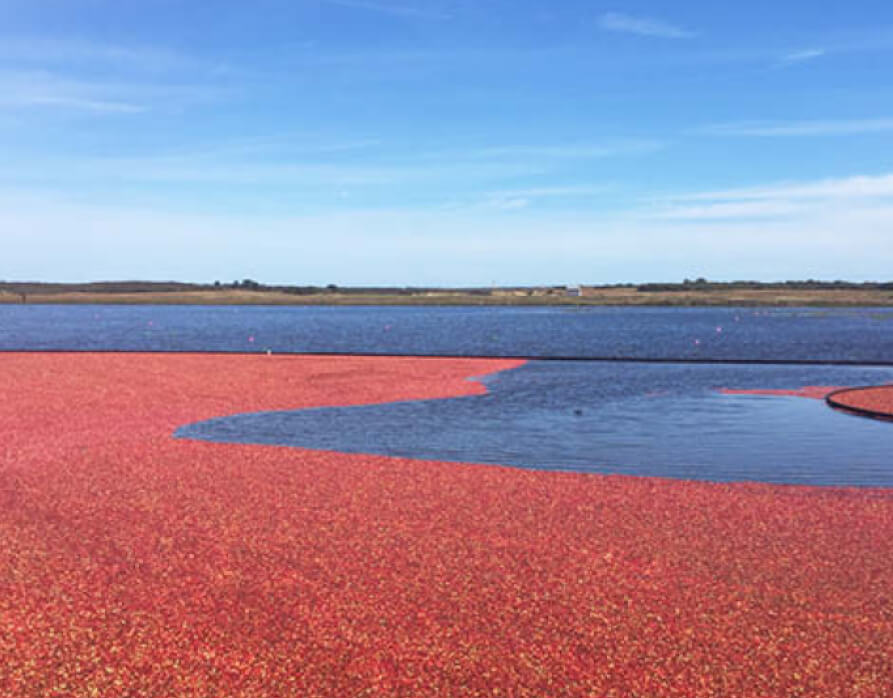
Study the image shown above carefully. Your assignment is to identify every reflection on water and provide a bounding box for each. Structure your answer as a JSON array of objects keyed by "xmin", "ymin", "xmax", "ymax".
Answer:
[{"xmin": 177, "ymin": 361, "xmax": 893, "ymax": 487}]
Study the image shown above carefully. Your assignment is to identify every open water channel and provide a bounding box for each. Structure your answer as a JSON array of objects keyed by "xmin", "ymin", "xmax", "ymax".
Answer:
[{"xmin": 2, "ymin": 304, "xmax": 892, "ymax": 486}]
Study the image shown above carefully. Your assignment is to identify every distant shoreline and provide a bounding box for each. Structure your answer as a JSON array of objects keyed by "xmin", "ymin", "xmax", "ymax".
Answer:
[
  {"xmin": 1, "ymin": 281, "xmax": 892, "ymax": 306},
  {"xmin": 2, "ymin": 289, "xmax": 893, "ymax": 307}
]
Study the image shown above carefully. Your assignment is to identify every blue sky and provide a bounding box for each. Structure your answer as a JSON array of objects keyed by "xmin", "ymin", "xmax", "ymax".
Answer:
[{"xmin": 2, "ymin": 1, "xmax": 892, "ymax": 285}]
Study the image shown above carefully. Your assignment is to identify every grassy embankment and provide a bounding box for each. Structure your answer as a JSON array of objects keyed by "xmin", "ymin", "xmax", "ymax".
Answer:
[{"xmin": 1, "ymin": 285, "xmax": 893, "ymax": 306}]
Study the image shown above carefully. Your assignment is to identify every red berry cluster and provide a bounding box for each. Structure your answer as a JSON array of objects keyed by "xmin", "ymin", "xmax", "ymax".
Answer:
[{"xmin": 0, "ymin": 353, "xmax": 890, "ymax": 696}]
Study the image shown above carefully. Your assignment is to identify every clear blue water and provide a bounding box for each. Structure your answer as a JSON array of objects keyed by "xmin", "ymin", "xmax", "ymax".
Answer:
[{"xmin": 3, "ymin": 304, "xmax": 892, "ymax": 486}]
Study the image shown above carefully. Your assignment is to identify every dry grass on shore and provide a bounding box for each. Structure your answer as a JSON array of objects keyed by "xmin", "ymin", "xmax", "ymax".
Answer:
[{"xmin": 1, "ymin": 287, "xmax": 892, "ymax": 307}]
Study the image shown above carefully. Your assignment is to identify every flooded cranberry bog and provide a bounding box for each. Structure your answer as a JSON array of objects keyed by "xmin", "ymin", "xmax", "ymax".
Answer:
[
  {"xmin": 827, "ymin": 385, "xmax": 893, "ymax": 421},
  {"xmin": 1, "ymin": 351, "xmax": 891, "ymax": 697}
]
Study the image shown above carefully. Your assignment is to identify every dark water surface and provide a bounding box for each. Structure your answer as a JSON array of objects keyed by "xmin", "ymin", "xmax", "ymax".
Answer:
[
  {"xmin": 178, "ymin": 361, "xmax": 893, "ymax": 487},
  {"xmin": 3, "ymin": 304, "xmax": 892, "ymax": 486},
  {"xmin": 2, "ymin": 304, "xmax": 892, "ymax": 361}
]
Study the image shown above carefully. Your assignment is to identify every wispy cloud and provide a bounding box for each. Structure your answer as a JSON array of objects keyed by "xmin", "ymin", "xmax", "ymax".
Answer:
[
  {"xmin": 7, "ymin": 95, "xmax": 144, "ymax": 114},
  {"xmin": 487, "ymin": 197, "xmax": 530, "ymax": 211},
  {"xmin": 652, "ymin": 172, "xmax": 893, "ymax": 221},
  {"xmin": 6, "ymin": 181, "xmax": 891, "ymax": 284},
  {"xmin": 469, "ymin": 140, "xmax": 665, "ymax": 160},
  {"xmin": 598, "ymin": 12, "xmax": 696, "ymax": 39},
  {"xmin": 652, "ymin": 200, "xmax": 806, "ymax": 221},
  {"xmin": 0, "ymin": 63, "xmax": 228, "ymax": 116},
  {"xmin": 0, "ymin": 148, "xmax": 542, "ymax": 191},
  {"xmin": 0, "ymin": 132, "xmax": 659, "ymax": 211},
  {"xmin": 0, "ymin": 70, "xmax": 147, "ymax": 113},
  {"xmin": 166, "ymin": 136, "xmax": 385, "ymax": 160},
  {"xmin": 701, "ymin": 118, "xmax": 893, "ymax": 137},
  {"xmin": 0, "ymin": 32, "xmax": 238, "ymax": 120},
  {"xmin": 672, "ymin": 173, "xmax": 893, "ymax": 202},
  {"xmin": 0, "ymin": 36, "xmax": 206, "ymax": 74},
  {"xmin": 781, "ymin": 48, "xmax": 826, "ymax": 64},
  {"xmin": 476, "ymin": 185, "xmax": 611, "ymax": 212},
  {"xmin": 322, "ymin": 0, "xmax": 452, "ymax": 20},
  {"xmin": 488, "ymin": 185, "xmax": 612, "ymax": 198},
  {"xmin": 480, "ymin": 185, "xmax": 613, "ymax": 211}
]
